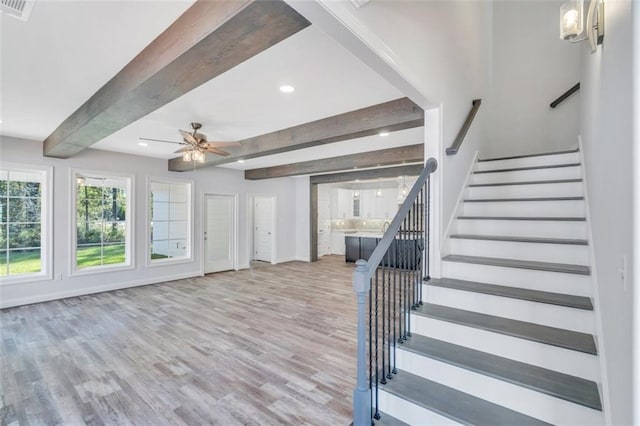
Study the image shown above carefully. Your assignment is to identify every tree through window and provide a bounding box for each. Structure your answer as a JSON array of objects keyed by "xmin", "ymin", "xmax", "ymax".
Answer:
[
  {"xmin": 0, "ymin": 168, "xmax": 46, "ymax": 277},
  {"xmin": 74, "ymin": 173, "xmax": 131, "ymax": 270}
]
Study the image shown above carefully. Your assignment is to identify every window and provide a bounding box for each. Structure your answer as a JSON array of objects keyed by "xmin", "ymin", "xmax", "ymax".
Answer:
[
  {"xmin": 0, "ymin": 164, "xmax": 52, "ymax": 282},
  {"xmin": 73, "ymin": 171, "xmax": 133, "ymax": 273},
  {"xmin": 149, "ymin": 179, "xmax": 192, "ymax": 264}
]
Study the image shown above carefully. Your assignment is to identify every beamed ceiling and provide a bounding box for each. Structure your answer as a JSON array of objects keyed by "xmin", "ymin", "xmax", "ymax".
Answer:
[{"xmin": 1, "ymin": 0, "xmax": 424, "ymax": 177}]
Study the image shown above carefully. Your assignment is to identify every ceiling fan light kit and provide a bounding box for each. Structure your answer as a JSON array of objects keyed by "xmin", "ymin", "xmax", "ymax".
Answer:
[{"xmin": 140, "ymin": 122, "xmax": 240, "ymax": 163}]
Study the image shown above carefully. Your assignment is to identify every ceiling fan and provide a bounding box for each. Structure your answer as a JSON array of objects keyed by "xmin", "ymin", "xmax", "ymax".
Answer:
[{"xmin": 140, "ymin": 122, "xmax": 240, "ymax": 162}]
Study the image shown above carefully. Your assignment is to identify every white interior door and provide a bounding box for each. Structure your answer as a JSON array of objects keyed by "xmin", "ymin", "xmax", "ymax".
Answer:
[
  {"xmin": 318, "ymin": 186, "xmax": 331, "ymax": 256},
  {"xmin": 253, "ymin": 196, "xmax": 274, "ymax": 262},
  {"xmin": 205, "ymin": 194, "xmax": 234, "ymax": 273}
]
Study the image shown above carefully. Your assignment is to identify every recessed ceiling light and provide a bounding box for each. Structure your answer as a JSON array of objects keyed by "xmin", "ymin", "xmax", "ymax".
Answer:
[
  {"xmin": 379, "ymin": 131, "xmax": 390, "ymax": 137},
  {"xmin": 279, "ymin": 85, "xmax": 295, "ymax": 93},
  {"xmin": 237, "ymin": 159, "xmax": 245, "ymax": 163},
  {"xmin": 137, "ymin": 141, "xmax": 148, "ymax": 147}
]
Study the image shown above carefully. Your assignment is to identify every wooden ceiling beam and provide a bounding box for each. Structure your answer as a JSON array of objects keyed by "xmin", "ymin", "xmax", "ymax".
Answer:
[
  {"xmin": 309, "ymin": 164, "xmax": 424, "ymax": 185},
  {"xmin": 168, "ymin": 97, "xmax": 424, "ymax": 172},
  {"xmin": 244, "ymin": 144, "xmax": 423, "ymax": 180},
  {"xmin": 43, "ymin": 0, "xmax": 310, "ymax": 158}
]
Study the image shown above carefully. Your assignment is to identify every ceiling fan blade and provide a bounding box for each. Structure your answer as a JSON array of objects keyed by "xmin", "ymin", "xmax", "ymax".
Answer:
[
  {"xmin": 204, "ymin": 146, "xmax": 230, "ymax": 156},
  {"xmin": 194, "ymin": 132, "xmax": 207, "ymax": 142},
  {"xmin": 204, "ymin": 140, "xmax": 241, "ymax": 148},
  {"xmin": 179, "ymin": 130, "xmax": 198, "ymax": 145},
  {"xmin": 174, "ymin": 147, "xmax": 190, "ymax": 154},
  {"xmin": 139, "ymin": 137, "xmax": 185, "ymax": 145}
]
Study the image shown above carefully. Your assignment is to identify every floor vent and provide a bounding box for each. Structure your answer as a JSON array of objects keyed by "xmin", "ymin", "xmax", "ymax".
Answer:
[{"xmin": 1, "ymin": 0, "xmax": 34, "ymax": 21}]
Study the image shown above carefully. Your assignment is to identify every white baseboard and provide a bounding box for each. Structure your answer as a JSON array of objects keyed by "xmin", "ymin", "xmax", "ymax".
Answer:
[
  {"xmin": 578, "ymin": 136, "xmax": 611, "ymax": 424},
  {"xmin": 295, "ymin": 256, "xmax": 311, "ymax": 262},
  {"xmin": 441, "ymin": 150, "xmax": 479, "ymax": 257},
  {"xmin": 0, "ymin": 271, "xmax": 201, "ymax": 309},
  {"xmin": 276, "ymin": 257, "xmax": 298, "ymax": 263}
]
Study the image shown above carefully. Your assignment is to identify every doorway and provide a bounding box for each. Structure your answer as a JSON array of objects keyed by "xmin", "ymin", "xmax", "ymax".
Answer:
[
  {"xmin": 252, "ymin": 195, "xmax": 275, "ymax": 263},
  {"xmin": 204, "ymin": 194, "xmax": 236, "ymax": 273}
]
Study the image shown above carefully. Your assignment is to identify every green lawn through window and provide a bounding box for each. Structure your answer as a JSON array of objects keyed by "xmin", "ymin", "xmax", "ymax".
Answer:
[
  {"xmin": 0, "ymin": 251, "xmax": 42, "ymax": 276},
  {"xmin": 1, "ymin": 244, "xmax": 127, "ymax": 276},
  {"xmin": 76, "ymin": 244, "xmax": 126, "ymax": 268}
]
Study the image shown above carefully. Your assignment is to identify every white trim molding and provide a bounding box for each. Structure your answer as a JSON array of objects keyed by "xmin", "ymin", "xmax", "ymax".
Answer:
[{"xmin": 0, "ymin": 162, "xmax": 53, "ymax": 285}]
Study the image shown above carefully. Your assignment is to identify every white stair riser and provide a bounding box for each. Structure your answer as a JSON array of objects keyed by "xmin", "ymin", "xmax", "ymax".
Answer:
[
  {"xmin": 449, "ymin": 239, "xmax": 589, "ymax": 265},
  {"xmin": 441, "ymin": 261, "xmax": 591, "ymax": 296},
  {"xmin": 471, "ymin": 166, "xmax": 581, "ymax": 184},
  {"xmin": 411, "ymin": 315, "xmax": 600, "ymax": 381},
  {"xmin": 462, "ymin": 200, "xmax": 585, "ymax": 217},
  {"xmin": 424, "ymin": 286, "xmax": 595, "ymax": 334},
  {"xmin": 466, "ymin": 181, "xmax": 583, "ymax": 199},
  {"xmin": 396, "ymin": 350, "xmax": 604, "ymax": 425},
  {"xmin": 455, "ymin": 219, "xmax": 587, "ymax": 239},
  {"xmin": 378, "ymin": 389, "xmax": 462, "ymax": 426},
  {"xmin": 475, "ymin": 152, "xmax": 580, "ymax": 171}
]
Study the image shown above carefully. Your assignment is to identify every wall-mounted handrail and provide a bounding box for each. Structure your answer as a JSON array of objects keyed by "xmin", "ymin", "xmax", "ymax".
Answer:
[
  {"xmin": 352, "ymin": 157, "xmax": 438, "ymax": 426},
  {"xmin": 550, "ymin": 83, "xmax": 580, "ymax": 108},
  {"xmin": 446, "ymin": 99, "xmax": 482, "ymax": 156}
]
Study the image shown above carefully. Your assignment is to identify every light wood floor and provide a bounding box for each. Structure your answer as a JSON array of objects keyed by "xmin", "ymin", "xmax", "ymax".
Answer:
[{"xmin": 0, "ymin": 256, "xmax": 357, "ymax": 425}]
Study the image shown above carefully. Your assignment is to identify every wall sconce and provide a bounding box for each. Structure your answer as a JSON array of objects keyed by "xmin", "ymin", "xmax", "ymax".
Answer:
[
  {"xmin": 353, "ymin": 190, "xmax": 360, "ymax": 200},
  {"xmin": 560, "ymin": 0, "xmax": 604, "ymax": 53}
]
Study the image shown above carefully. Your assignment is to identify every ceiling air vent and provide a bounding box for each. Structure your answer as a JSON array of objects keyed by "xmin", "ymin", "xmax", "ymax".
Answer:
[{"xmin": 1, "ymin": 0, "xmax": 35, "ymax": 22}]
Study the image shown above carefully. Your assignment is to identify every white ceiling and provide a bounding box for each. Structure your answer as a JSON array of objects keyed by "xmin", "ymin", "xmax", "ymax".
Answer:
[
  {"xmin": 0, "ymin": 1, "xmax": 194, "ymax": 141},
  {"xmin": 1, "ymin": 2, "xmax": 414, "ymax": 171}
]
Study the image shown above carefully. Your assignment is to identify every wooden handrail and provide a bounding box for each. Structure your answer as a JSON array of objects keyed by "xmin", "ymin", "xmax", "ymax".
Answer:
[
  {"xmin": 550, "ymin": 83, "xmax": 580, "ymax": 108},
  {"xmin": 446, "ymin": 99, "xmax": 482, "ymax": 156}
]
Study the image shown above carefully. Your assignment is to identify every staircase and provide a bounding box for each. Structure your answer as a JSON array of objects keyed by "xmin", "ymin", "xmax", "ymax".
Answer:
[{"xmin": 376, "ymin": 149, "xmax": 604, "ymax": 425}]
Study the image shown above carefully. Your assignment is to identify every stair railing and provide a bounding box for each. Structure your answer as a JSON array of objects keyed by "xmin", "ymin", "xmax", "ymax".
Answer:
[
  {"xmin": 549, "ymin": 82, "xmax": 580, "ymax": 108},
  {"xmin": 445, "ymin": 99, "xmax": 481, "ymax": 156},
  {"xmin": 352, "ymin": 158, "xmax": 438, "ymax": 426}
]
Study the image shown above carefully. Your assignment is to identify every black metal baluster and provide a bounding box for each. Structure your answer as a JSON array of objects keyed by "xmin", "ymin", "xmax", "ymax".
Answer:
[
  {"xmin": 426, "ymin": 176, "xmax": 431, "ymax": 282},
  {"xmin": 406, "ymin": 206, "xmax": 412, "ymax": 338},
  {"xmin": 397, "ymin": 224, "xmax": 403, "ymax": 344},
  {"xmin": 392, "ymin": 242, "xmax": 398, "ymax": 374},
  {"xmin": 373, "ymin": 270, "xmax": 380, "ymax": 420},
  {"xmin": 386, "ymin": 251, "xmax": 393, "ymax": 380},
  {"xmin": 400, "ymin": 216, "xmax": 407, "ymax": 342},
  {"xmin": 412, "ymin": 198, "xmax": 418, "ymax": 310},
  {"xmin": 380, "ymin": 261, "xmax": 387, "ymax": 385},
  {"xmin": 368, "ymin": 281, "xmax": 373, "ymax": 421},
  {"xmin": 420, "ymin": 183, "xmax": 425, "ymax": 305}
]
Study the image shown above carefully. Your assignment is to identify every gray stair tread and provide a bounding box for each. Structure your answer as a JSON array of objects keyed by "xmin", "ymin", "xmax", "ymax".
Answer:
[
  {"xmin": 450, "ymin": 234, "xmax": 588, "ymax": 245},
  {"xmin": 469, "ymin": 178, "xmax": 582, "ymax": 187},
  {"xmin": 474, "ymin": 163, "xmax": 580, "ymax": 174},
  {"xmin": 400, "ymin": 335, "xmax": 602, "ymax": 410},
  {"xmin": 442, "ymin": 254, "xmax": 591, "ymax": 275},
  {"xmin": 463, "ymin": 196, "xmax": 584, "ymax": 202},
  {"xmin": 478, "ymin": 148, "xmax": 578, "ymax": 162},
  {"xmin": 376, "ymin": 412, "xmax": 409, "ymax": 426},
  {"xmin": 414, "ymin": 304, "xmax": 597, "ymax": 354},
  {"xmin": 382, "ymin": 370, "xmax": 551, "ymax": 426},
  {"xmin": 427, "ymin": 277, "xmax": 593, "ymax": 310},
  {"xmin": 458, "ymin": 216, "xmax": 586, "ymax": 221}
]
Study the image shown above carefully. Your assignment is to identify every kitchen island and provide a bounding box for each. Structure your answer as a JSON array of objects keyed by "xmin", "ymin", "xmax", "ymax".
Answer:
[{"xmin": 345, "ymin": 232, "xmax": 423, "ymax": 269}]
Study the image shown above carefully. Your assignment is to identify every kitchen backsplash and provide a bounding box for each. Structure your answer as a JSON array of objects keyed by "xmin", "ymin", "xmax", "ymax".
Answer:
[{"xmin": 330, "ymin": 219, "xmax": 390, "ymax": 231}]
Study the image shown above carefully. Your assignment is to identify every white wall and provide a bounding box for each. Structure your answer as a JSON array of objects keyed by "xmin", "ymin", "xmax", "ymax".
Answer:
[
  {"xmin": 294, "ymin": 176, "xmax": 310, "ymax": 262},
  {"xmin": 306, "ymin": 0, "xmax": 492, "ymax": 250},
  {"xmin": 483, "ymin": 0, "xmax": 581, "ymax": 157},
  {"xmin": 0, "ymin": 136, "xmax": 300, "ymax": 308},
  {"xmin": 634, "ymin": 2, "xmax": 640, "ymax": 422},
  {"xmin": 578, "ymin": 2, "xmax": 634, "ymax": 424}
]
